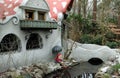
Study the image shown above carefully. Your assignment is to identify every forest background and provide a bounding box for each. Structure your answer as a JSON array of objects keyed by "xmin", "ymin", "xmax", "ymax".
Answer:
[{"xmin": 65, "ymin": 0, "xmax": 120, "ymax": 48}]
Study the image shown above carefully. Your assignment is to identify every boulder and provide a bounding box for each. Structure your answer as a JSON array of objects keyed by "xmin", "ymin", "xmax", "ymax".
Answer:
[{"xmin": 67, "ymin": 40, "xmax": 117, "ymax": 62}]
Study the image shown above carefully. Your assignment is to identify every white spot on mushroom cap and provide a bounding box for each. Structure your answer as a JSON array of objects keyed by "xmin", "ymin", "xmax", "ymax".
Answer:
[
  {"xmin": 8, "ymin": 4, "xmax": 12, "ymax": 8},
  {"xmin": 61, "ymin": 2, "xmax": 67, "ymax": 8},
  {"xmin": 4, "ymin": 12, "xmax": 9, "ymax": 15},
  {"xmin": 53, "ymin": 2, "xmax": 57, "ymax": 5},
  {"xmin": 53, "ymin": 7, "xmax": 58, "ymax": 14}
]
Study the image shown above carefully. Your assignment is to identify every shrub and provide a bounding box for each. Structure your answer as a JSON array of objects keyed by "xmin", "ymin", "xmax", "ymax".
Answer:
[
  {"xmin": 92, "ymin": 35, "xmax": 104, "ymax": 45},
  {"xmin": 102, "ymin": 73, "xmax": 111, "ymax": 78},
  {"xmin": 79, "ymin": 34, "xmax": 93, "ymax": 43},
  {"xmin": 117, "ymin": 41, "xmax": 120, "ymax": 47},
  {"xmin": 105, "ymin": 31, "xmax": 116, "ymax": 40},
  {"xmin": 111, "ymin": 64, "xmax": 120, "ymax": 72},
  {"xmin": 105, "ymin": 41, "xmax": 118, "ymax": 48},
  {"xmin": 107, "ymin": 17, "xmax": 118, "ymax": 24}
]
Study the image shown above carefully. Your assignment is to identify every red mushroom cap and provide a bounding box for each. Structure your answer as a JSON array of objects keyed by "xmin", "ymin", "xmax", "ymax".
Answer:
[{"xmin": 46, "ymin": 0, "xmax": 71, "ymax": 19}]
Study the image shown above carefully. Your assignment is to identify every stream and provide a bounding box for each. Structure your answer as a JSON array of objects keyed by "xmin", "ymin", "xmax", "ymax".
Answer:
[{"xmin": 44, "ymin": 61, "xmax": 103, "ymax": 78}]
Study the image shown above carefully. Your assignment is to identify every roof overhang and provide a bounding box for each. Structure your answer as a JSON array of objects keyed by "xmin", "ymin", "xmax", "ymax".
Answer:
[
  {"xmin": 20, "ymin": 0, "xmax": 50, "ymax": 12},
  {"xmin": 20, "ymin": 6, "xmax": 49, "ymax": 12}
]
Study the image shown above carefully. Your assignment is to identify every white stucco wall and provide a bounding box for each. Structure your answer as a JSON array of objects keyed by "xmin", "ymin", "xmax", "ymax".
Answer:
[
  {"xmin": 0, "ymin": 0, "xmax": 62, "ymax": 72},
  {"xmin": 0, "ymin": 20, "xmax": 61, "ymax": 71}
]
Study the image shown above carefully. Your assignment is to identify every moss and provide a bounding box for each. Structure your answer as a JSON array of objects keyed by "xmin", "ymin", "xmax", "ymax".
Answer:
[{"xmin": 102, "ymin": 73, "xmax": 111, "ymax": 78}]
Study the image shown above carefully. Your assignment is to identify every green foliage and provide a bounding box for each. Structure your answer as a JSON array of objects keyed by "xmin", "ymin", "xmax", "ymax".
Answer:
[
  {"xmin": 102, "ymin": 73, "xmax": 111, "ymax": 78},
  {"xmin": 79, "ymin": 34, "xmax": 93, "ymax": 43},
  {"xmin": 111, "ymin": 64, "xmax": 120, "ymax": 72},
  {"xmin": 87, "ymin": 13, "xmax": 93, "ymax": 19},
  {"xmin": 117, "ymin": 41, "xmax": 120, "ymax": 47},
  {"xmin": 82, "ymin": 20, "xmax": 97, "ymax": 34},
  {"xmin": 105, "ymin": 41, "xmax": 118, "ymax": 48},
  {"xmin": 80, "ymin": 34, "xmax": 106, "ymax": 45},
  {"xmin": 66, "ymin": 13, "xmax": 120, "ymax": 48},
  {"xmin": 67, "ymin": 14, "xmax": 98, "ymax": 34},
  {"xmin": 92, "ymin": 35, "xmax": 104, "ymax": 45},
  {"xmin": 113, "ymin": 0, "xmax": 120, "ymax": 14},
  {"xmin": 105, "ymin": 31, "xmax": 116, "ymax": 40},
  {"xmin": 66, "ymin": 14, "xmax": 82, "ymax": 23},
  {"xmin": 16, "ymin": 75, "xmax": 24, "ymax": 78},
  {"xmin": 107, "ymin": 17, "xmax": 118, "ymax": 24},
  {"xmin": 97, "ymin": 24, "xmax": 109, "ymax": 34}
]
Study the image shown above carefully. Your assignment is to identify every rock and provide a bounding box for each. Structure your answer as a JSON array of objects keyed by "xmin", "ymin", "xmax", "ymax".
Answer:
[
  {"xmin": 39, "ymin": 64, "xmax": 48, "ymax": 74},
  {"xmin": 95, "ymin": 71, "xmax": 104, "ymax": 78},
  {"xmin": 0, "ymin": 62, "xmax": 63, "ymax": 78},
  {"xmin": 48, "ymin": 62, "xmax": 61, "ymax": 71},
  {"xmin": 68, "ymin": 39, "xmax": 117, "ymax": 62},
  {"xmin": 35, "ymin": 73, "xmax": 42, "ymax": 78},
  {"xmin": 99, "ymin": 66, "xmax": 110, "ymax": 73}
]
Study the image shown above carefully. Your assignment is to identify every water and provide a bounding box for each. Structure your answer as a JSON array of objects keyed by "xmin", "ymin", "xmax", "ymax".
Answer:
[
  {"xmin": 44, "ymin": 61, "xmax": 103, "ymax": 78},
  {"xmin": 68, "ymin": 62, "xmax": 102, "ymax": 78},
  {"xmin": 74, "ymin": 73, "xmax": 95, "ymax": 78}
]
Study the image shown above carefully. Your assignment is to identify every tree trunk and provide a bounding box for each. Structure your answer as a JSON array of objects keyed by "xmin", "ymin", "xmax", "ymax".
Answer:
[
  {"xmin": 83, "ymin": 0, "xmax": 87, "ymax": 18},
  {"xmin": 118, "ymin": 14, "xmax": 120, "ymax": 28},
  {"xmin": 78, "ymin": 0, "xmax": 81, "ymax": 15},
  {"xmin": 73, "ymin": 0, "xmax": 76, "ymax": 14},
  {"xmin": 93, "ymin": 0, "xmax": 97, "ymax": 23}
]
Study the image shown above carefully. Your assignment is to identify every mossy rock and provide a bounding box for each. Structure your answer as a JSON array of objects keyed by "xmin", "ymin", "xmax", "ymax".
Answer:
[{"xmin": 102, "ymin": 73, "xmax": 111, "ymax": 78}]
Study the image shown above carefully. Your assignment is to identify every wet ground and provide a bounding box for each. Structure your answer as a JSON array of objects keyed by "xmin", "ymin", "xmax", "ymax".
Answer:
[
  {"xmin": 44, "ymin": 62, "xmax": 103, "ymax": 78},
  {"xmin": 68, "ymin": 62, "xmax": 102, "ymax": 77}
]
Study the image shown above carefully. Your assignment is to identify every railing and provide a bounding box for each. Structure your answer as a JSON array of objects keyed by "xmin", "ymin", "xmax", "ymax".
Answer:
[{"xmin": 20, "ymin": 20, "xmax": 58, "ymax": 29}]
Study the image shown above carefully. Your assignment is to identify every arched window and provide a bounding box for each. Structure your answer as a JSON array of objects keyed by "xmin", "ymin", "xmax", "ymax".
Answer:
[
  {"xmin": 26, "ymin": 33, "xmax": 43, "ymax": 50},
  {"xmin": 0, "ymin": 34, "xmax": 21, "ymax": 53}
]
